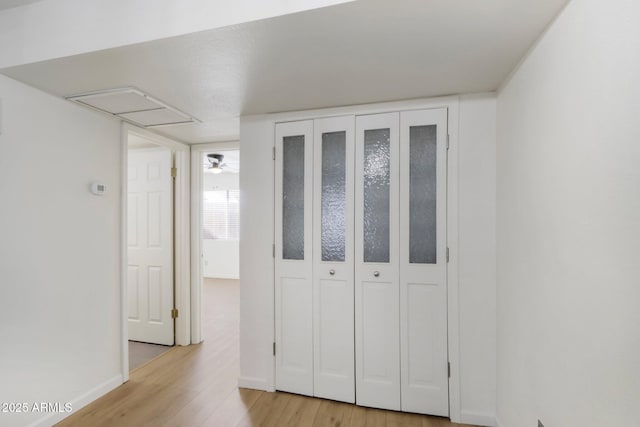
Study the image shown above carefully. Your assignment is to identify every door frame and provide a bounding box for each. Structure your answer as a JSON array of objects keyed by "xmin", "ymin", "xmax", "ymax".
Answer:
[
  {"xmin": 260, "ymin": 95, "xmax": 462, "ymax": 421},
  {"xmin": 189, "ymin": 140, "xmax": 240, "ymax": 344},
  {"xmin": 120, "ymin": 123, "xmax": 191, "ymax": 382}
]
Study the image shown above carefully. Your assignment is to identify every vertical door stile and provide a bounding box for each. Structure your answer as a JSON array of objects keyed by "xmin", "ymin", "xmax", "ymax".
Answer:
[
  {"xmin": 275, "ymin": 120, "xmax": 314, "ymax": 396},
  {"xmin": 312, "ymin": 115, "xmax": 356, "ymax": 403},
  {"xmin": 354, "ymin": 112, "xmax": 401, "ymax": 411},
  {"xmin": 399, "ymin": 108, "xmax": 449, "ymax": 416}
]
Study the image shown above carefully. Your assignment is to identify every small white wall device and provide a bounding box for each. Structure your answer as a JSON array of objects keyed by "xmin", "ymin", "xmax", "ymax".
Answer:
[{"xmin": 90, "ymin": 182, "xmax": 108, "ymax": 196}]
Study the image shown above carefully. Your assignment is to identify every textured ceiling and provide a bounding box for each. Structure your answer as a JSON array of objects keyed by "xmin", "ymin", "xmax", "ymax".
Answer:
[
  {"xmin": 1, "ymin": 0, "xmax": 568, "ymax": 143},
  {"xmin": 0, "ymin": 0, "xmax": 43, "ymax": 10}
]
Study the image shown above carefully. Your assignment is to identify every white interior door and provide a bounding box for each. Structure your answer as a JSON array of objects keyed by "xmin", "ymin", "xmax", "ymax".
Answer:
[
  {"xmin": 312, "ymin": 116, "xmax": 355, "ymax": 403},
  {"xmin": 355, "ymin": 112, "xmax": 401, "ymax": 410},
  {"xmin": 275, "ymin": 120, "xmax": 314, "ymax": 396},
  {"xmin": 128, "ymin": 147, "xmax": 174, "ymax": 346},
  {"xmin": 399, "ymin": 108, "xmax": 449, "ymax": 415}
]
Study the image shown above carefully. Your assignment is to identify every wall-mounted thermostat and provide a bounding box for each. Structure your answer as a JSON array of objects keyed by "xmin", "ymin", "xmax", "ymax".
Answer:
[{"xmin": 90, "ymin": 182, "xmax": 108, "ymax": 196}]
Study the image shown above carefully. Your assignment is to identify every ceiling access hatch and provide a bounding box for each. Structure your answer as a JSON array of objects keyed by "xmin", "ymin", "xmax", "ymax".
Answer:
[{"xmin": 66, "ymin": 87, "xmax": 200, "ymax": 128}]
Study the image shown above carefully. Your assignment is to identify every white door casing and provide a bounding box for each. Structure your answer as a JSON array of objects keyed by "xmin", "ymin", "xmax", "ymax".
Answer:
[
  {"xmin": 354, "ymin": 112, "xmax": 401, "ymax": 410},
  {"xmin": 399, "ymin": 108, "xmax": 449, "ymax": 415},
  {"xmin": 275, "ymin": 120, "xmax": 314, "ymax": 396},
  {"xmin": 312, "ymin": 116, "xmax": 355, "ymax": 403},
  {"xmin": 127, "ymin": 147, "xmax": 174, "ymax": 346}
]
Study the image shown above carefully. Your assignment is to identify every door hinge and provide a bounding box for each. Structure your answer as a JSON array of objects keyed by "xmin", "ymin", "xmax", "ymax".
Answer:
[
  {"xmin": 171, "ymin": 308, "xmax": 179, "ymax": 319},
  {"xmin": 446, "ymin": 134, "xmax": 450, "ymax": 150},
  {"xmin": 446, "ymin": 247, "xmax": 450, "ymax": 263},
  {"xmin": 273, "ymin": 342, "xmax": 276, "ymax": 356},
  {"xmin": 272, "ymin": 243, "xmax": 275, "ymax": 258},
  {"xmin": 448, "ymin": 362, "xmax": 451, "ymax": 378},
  {"xmin": 171, "ymin": 167, "xmax": 177, "ymax": 178},
  {"xmin": 272, "ymin": 147, "xmax": 276, "ymax": 160}
]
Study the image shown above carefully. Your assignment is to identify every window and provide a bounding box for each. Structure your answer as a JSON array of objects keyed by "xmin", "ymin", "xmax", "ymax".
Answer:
[{"xmin": 203, "ymin": 190, "xmax": 239, "ymax": 240}]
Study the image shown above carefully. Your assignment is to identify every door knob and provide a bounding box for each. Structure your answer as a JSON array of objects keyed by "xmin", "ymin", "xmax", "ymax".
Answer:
[
  {"xmin": 373, "ymin": 271, "xmax": 380, "ymax": 277},
  {"xmin": 329, "ymin": 269, "xmax": 335, "ymax": 275}
]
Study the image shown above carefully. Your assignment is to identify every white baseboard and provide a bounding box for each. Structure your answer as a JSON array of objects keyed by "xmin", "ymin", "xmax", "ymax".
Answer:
[
  {"xmin": 495, "ymin": 415, "xmax": 503, "ymax": 427},
  {"xmin": 238, "ymin": 376, "xmax": 273, "ymax": 392},
  {"xmin": 28, "ymin": 374, "xmax": 123, "ymax": 427},
  {"xmin": 204, "ymin": 274, "xmax": 239, "ymax": 280},
  {"xmin": 460, "ymin": 410, "xmax": 497, "ymax": 427}
]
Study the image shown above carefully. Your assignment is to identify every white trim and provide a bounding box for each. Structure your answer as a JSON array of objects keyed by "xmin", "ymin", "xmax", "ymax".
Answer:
[
  {"xmin": 120, "ymin": 123, "xmax": 191, "ymax": 383},
  {"xmin": 495, "ymin": 415, "xmax": 503, "ymax": 427},
  {"xmin": 119, "ymin": 125, "xmax": 129, "ymax": 382},
  {"xmin": 446, "ymin": 99, "xmax": 462, "ymax": 423},
  {"xmin": 190, "ymin": 141, "xmax": 240, "ymax": 344},
  {"xmin": 460, "ymin": 410, "xmax": 498, "ymax": 427},
  {"xmin": 238, "ymin": 376, "xmax": 274, "ymax": 392},
  {"xmin": 204, "ymin": 274, "xmax": 240, "ymax": 280},
  {"xmin": 242, "ymin": 95, "xmax": 462, "ymax": 419},
  {"xmin": 28, "ymin": 374, "xmax": 123, "ymax": 427},
  {"xmin": 174, "ymin": 148, "xmax": 192, "ymax": 346}
]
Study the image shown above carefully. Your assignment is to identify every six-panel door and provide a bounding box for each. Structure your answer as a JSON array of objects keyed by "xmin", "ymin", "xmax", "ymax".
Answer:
[{"xmin": 128, "ymin": 147, "xmax": 174, "ymax": 346}]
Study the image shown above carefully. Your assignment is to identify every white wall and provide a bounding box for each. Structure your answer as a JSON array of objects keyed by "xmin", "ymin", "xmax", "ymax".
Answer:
[
  {"xmin": 0, "ymin": 0, "xmax": 354, "ymax": 69},
  {"xmin": 496, "ymin": 1, "xmax": 640, "ymax": 426},
  {"xmin": 203, "ymin": 171, "xmax": 240, "ymax": 279},
  {"xmin": 239, "ymin": 96, "xmax": 497, "ymax": 423},
  {"xmin": 0, "ymin": 75, "xmax": 122, "ymax": 426},
  {"xmin": 458, "ymin": 94, "xmax": 497, "ymax": 426}
]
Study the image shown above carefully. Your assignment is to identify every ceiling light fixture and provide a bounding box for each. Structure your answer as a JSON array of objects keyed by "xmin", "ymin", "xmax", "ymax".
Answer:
[
  {"xmin": 206, "ymin": 154, "xmax": 226, "ymax": 174},
  {"xmin": 65, "ymin": 87, "xmax": 200, "ymax": 128}
]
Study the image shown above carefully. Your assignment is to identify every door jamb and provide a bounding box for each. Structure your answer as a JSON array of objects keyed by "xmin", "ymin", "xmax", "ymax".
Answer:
[
  {"xmin": 189, "ymin": 141, "xmax": 240, "ymax": 344},
  {"xmin": 120, "ymin": 123, "xmax": 191, "ymax": 382}
]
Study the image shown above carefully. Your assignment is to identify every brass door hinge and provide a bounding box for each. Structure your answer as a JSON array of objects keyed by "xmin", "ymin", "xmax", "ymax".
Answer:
[
  {"xmin": 171, "ymin": 308, "xmax": 179, "ymax": 319},
  {"xmin": 171, "ymin": 167, "xmax": 177, "ymax": 178}
]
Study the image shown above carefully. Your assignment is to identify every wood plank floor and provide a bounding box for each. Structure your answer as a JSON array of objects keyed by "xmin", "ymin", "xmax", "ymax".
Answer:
[{"xmin": 57, "ymin": 279, "xmax": 476, "ymax": 427}]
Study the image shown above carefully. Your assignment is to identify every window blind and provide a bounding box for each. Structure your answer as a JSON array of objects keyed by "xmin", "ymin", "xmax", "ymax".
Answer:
[{"xmin": 203, "ymin": 190, "xmax": 239, "ymax": 240}]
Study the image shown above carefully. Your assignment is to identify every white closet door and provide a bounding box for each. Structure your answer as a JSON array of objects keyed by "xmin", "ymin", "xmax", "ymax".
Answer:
[
  {"xmin": 275, "ymin": 120, "xmax": 314, "ymax": 396},
  {"xmin": 399, "ymin": 108, "xmax": 449, "ymax": 415},
  {"xmin": 313, "ymin": 116, "xmax": 355, "ymax": 403},
  {"xmin": 355, "ymin": 112, "xmax": 401, "ymax": 410}
]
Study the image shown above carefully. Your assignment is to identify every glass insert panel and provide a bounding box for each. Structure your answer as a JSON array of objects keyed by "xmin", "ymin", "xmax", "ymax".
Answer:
[
  {"xmin": 321, "ymin": 131, "xmax": 347, "ymax": 262},
  {"xmin": 363, "ymin": 128, "xmax": 391, "ymax": 263},
  {"xmin": 282, "ymin": 135, "xmax": 305, "ymax": 260},
  {"xmin": 409, "ymin": 125, "xmax": 437, "ymax": 264}
]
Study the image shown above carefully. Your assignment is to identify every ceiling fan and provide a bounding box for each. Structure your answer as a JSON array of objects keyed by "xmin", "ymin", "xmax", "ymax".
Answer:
[{"xmin": 206, "ymin": 153, "xmax": 227, "ymax": 174}]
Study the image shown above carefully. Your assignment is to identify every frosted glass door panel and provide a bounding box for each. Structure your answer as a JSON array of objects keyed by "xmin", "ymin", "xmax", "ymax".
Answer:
[
  {"xmin": 355, "ymin": 112, "xmax": 400, "ymax": 411},
  {"xmin": 399, "ymin": 109, "xmax": 449, "ymax": 416},
  {"xmin": 363, "ymin": 129, "xmax": 391, "ymax": 263},
  {"xmin": 313, "ymin": 115, "xmax": 355, "ymax": 403},
  {"xmin": 283, "ymin": 135, "xmax": 305, "ymax": 260},
  {"xmin": 275, "ymin": 120, "xmax": 314, "ymax": 396},
  {"xmin": 321, "ymin": 131, "xmax": 346, "ymax": 262},
  {"xmin": 409, "ymin": 125, "xmax": 437, "ymax": 264}
]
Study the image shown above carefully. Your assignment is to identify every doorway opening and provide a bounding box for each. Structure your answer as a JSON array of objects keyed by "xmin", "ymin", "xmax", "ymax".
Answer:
[{"xmin": 201, "ymin": 148, "xmax": 240, "ymax": 342}]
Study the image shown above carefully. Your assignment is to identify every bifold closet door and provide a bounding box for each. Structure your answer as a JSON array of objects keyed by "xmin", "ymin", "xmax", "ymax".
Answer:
[
  {"xmin": 313, "ymin": 116, "xmax": 355, "ymax": 403},
  {"xmin": 275, "ymin": 120, "xmax": 314, "ymax": 396},
  {"xmin": 399, "ymin": 108, "xmax": 449, "ymax": 415},
  {"xmin": 355, "ymin": 112, "xmax": 401, "ymax": 410}
]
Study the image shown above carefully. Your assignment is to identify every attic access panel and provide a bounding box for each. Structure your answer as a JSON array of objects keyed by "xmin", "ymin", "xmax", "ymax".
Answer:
[{"xmin": 66, "ymin": 87, "xmax": 199, "ymax": 127}]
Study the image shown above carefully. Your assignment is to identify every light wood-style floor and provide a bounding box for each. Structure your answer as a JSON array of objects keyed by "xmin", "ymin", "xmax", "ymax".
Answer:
[
  {"xmin": 57, "ymin": 278, "xmax": 475, "ymax": 427},
  {"xmin": 128, "ymin": 340, "xmax": 173, "ymax": 371}
]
